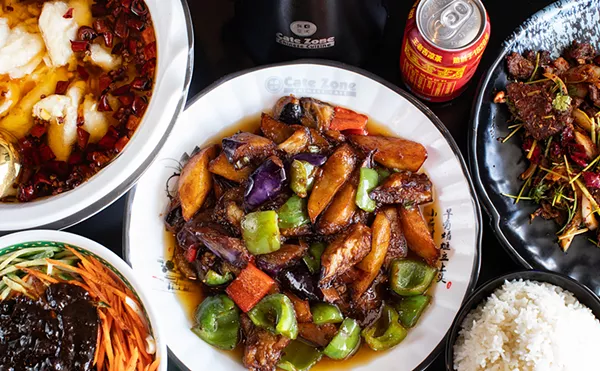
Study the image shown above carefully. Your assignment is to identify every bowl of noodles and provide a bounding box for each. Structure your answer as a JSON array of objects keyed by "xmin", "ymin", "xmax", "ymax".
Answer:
[
  {"xmin": 0, "ymin": 0, "xmax": 193, "ymax": 232},
  {"xmin": 0, "ymin": 229, "xmax": 166, "ymax": 370}
]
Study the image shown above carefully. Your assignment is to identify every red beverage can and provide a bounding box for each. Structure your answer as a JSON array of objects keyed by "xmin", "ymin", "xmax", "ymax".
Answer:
[{"xmin": 400, "ymin": 0, "xmax": 490, "ymax": 102}]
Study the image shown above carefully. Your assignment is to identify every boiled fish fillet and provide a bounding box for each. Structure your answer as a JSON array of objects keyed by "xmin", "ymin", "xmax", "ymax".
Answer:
[{"xmin": 38, "ymin": 1, "xmax": 78, "ymax": 67}]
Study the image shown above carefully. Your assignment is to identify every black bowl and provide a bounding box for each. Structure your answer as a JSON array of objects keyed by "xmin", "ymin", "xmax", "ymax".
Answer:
[
  {"xmin": 470, "ymin": 0, "xmax": 600, "ymax": 294},
  {"xmin": 444, "ymin": 270, "xmax": 600, "ymax": 370}
]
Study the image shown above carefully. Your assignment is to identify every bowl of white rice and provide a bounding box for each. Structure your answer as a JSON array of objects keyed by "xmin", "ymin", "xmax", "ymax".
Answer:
[{"xmin": 445, "ymin": 270, "xmax": 600, "ymax": 371}]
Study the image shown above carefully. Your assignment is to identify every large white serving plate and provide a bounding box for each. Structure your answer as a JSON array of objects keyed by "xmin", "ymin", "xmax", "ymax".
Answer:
[{"xmin": 124, "ymin": 61, "xmax": 481, "ymax": 371}]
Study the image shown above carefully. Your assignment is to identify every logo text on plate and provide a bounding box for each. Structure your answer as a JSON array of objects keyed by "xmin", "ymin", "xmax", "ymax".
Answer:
[{"xmin": 266, "ymin": 77, "xmax": 357, "ymax": 97}]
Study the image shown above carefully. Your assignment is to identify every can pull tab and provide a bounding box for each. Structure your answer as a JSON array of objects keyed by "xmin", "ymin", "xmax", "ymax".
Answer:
[{"xmin": 434, "ymin": 0, "xmax": 473, "ymax": 41}]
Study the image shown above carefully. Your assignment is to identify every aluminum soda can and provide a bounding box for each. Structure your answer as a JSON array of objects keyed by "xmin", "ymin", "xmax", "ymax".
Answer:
[{"xmin": 400, "ymin": 0, "xmax": 491, "ymax": 102}]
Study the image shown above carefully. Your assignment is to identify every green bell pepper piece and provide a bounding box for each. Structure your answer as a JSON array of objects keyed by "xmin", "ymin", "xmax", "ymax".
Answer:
[
  {"xmin": 355, "ymin": 167, "xmax": 379, "ymax": 212},
  {"xmin": 241, "ymin": 210, "xmax": 281, "ymax": 255},
  {"xmin": 191, "ymin": 294, "xmax": 240, "ymax": 350},
  {"xmin": 375, "ymin": 167, "xmax": 391, "ymax": 182},
  {"xmin": 248, "ymin": 293, "xmax": 298, "ymax": 339},
  {"xmin": 291, "ymin": 160, "xmax": 317, "ymax": 198},
  {"xmin": 396, "ymin": 295, "xmax": 431, "ymax": 328},
  {"xmin": 311, "ymin": 303, "xmax": 343, "ymax": 325},
  {"xmin": 390, "ymin": 259, "xmax": 437, "ymax": 296},
  {"xmin": 203, "ymin": 270, "xmax": 234, "ymax": 286},
  {"xmin": 323, "ymin": 318, "xmax": 361, "ymax": 360},
  {"xmin": 279, "ymin": 195, "xmax": 310, "ymax": 229},
  {"xmin": 278, "ymin": 339, "xmax": 322, "ymax": 371},
  {"xmin": 302, "ymin": 242, "xmax": 326, "ymax": 274},
  {"xmin": 361, "ymin": 305, "xmax": 407, "ymax": 351}
]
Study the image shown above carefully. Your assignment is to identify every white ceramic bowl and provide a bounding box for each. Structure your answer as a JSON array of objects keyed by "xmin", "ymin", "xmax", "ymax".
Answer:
[
  {"xmin": 0, "ymin": 230, "xmax": 167, "ymax": 370},
  {"xmin": 0, "ymin": 0, "xmax": 194, "ymax": 233},
  {"xmin": 124, "ymin": 61, "xmax": 482, "ymax": 371}
]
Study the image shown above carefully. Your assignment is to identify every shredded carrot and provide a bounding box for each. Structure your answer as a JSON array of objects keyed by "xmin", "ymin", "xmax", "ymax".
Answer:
[
  {"xmin": 16, "ymin": 267, "xmax": 59, "ymax": 284},
  {"xmin": 148, "ymin": 359, "xmax": 160, "ymax": 371}
]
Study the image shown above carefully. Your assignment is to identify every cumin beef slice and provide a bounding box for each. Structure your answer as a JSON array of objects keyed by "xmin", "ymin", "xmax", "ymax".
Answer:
[
  {"xmin": 506, "ymin": 81, "xmax": 572, "ymax": 140},
  {"xmin": 506, "ymin": 52, "xmax": 535, "ymax": 80},
  {"xmin": 565, "ymin": 41, "xmax": 596, "ymax": 64},
  {"xmin": 241, "ymin": 315, "xmax": 290, "ymax": 371}
]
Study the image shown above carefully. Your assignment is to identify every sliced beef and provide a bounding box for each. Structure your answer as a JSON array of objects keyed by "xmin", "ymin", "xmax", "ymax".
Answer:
[
  {"xmin": 589, "ymin": 83, "xmax": 600, "ymax": 107},
  {"xmin": 241, "ymin": 315, "xmax": 290, "ymax": 371},
  {"xmin": 319, "ymin": 223, "xmax": 372, "ymax": 287},
  {"xmin": 566, "ymin": 41, "xmax": 596, "ymax": 64},
  {"xmin": 506, "ymin": 81, "xmax": 572, "ymax": 140},
  {"xmin": 506, "ymin": 52, "xmax": 534, "ymax": 80},
  {"xmin": 369, "ymin": 171, "xmax": 433, "ymax": 205},
  {"xmin": 255, "ymin": 244, "xmax": 308, "ymax": 276},
  {"xmin": 551, "ymin": 56, "xmax": 571, "ymax": 75}
]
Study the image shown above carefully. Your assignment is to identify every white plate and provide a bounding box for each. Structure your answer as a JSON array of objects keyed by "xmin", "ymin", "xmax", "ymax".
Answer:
[
  {"xmin": 124, "ymin": 61, "xmax": 482, "ymax": 371},
  {"xmin": 0, "ymin": 230, "xmax": 167, "ymax": 370},
  {"xmin": 0, "ymin": 0, "xmax": 193, "ymax": 232}
]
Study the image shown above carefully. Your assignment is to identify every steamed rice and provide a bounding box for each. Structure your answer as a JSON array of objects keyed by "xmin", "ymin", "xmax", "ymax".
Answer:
[{"xmin": 453, "ymin": 279, "xmax": 600, "ymax": 371}]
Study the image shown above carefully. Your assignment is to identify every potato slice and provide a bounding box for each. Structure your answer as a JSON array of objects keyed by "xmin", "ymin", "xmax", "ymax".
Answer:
[
  {"xmin": 0, "ymin": 67, "xmax": 69, "ymax": 138},
  {"xmin": 260, "ymin": 113, "xmax": 294, "ymax": 144},
  {"xmin": 308, "ymin": 144, "xmax": 357, "ymax": 222},
  {"xmin": 278, "ymin": 127, "xmax": 311, "ymax": 155},
  {"xmin": 353, "ymin": 211, "xmax": 391, "ymax": 299},
  {"xmin": 349, "ymin": 135, "xmax": 427, "ymax": 172},
  {"xmin": 316, "ymin": 173, "xmax": 358, "ymax": 235},
  {"xmin": 178, "ymin": 145, "xmax": 218, "ymax": 220},
  {"xmin": 209, "ymin": 152, "xmax": 253, "ymax": 183},
  {"xmin": 398, "ymin": 206, "xmax": 439, "ymax": 266}
]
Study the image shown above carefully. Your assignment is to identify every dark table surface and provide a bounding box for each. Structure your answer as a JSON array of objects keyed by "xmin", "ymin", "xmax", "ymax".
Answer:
[{"xmin": 66, "ymin": 0, "xmax": 556, "ymax": 369}]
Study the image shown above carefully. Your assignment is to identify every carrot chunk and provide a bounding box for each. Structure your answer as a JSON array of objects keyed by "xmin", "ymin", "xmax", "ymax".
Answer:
[{"xmin": 225, "ymin": 263, "xmax": 275, "ymax": 312}]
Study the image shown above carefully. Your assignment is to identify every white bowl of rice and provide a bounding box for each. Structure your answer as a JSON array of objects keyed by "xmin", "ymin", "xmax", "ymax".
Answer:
[{"xmin": 446, "ymin": 271, "xmax": 600, "ymax": 371}]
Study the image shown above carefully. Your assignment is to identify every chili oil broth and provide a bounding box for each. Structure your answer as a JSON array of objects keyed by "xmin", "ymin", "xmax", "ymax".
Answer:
[{"xmin": 163, "ymin": 115, "xmax": 442, "ymax": 368}]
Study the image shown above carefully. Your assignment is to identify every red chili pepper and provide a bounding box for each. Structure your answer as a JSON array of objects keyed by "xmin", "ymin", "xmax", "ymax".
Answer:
[
  {"xmin": 583, "ymin": 172, "xmax": 600, "ymax": 189},
  {"xmin": 97, "ymin": 94, "xmax": 113, "ymax": 112},
  {"xmin": 185, "ymin": 246, "xmax": 198, "ymax": 263},
  {"xmin": 114, "ymin": 14, "xmax": 129, "ymax": 39},
  {"xmin": 68, "ymin": 150, "xmax": 84, "ymax": 165},
  {"xmin": 343, "ymin": 128, "xmax": 368, "ymax": 136},
  {"xmin": 118, "ymin": 93, "xmax": 134, "ymax": 107},
  {"xmin": 38, "ymin": 144, "xmax": 56, "ymax": 162},
  {"xmin": 98, "ymin": 74, "xmax": 112, "ymax": 93},
  {"xmin": 70, "ymin": 40, "xmax": 89, "ymax": 52},
  {"xmin": 143, "ymin": 42, "xmax": 156, "ymax": 60},
  {"xmin": 45, "ymin": 160, "xmax": 69, "ymax": 177},
  {"xmin": 55, "ymin": 81, "xmax": 70, "ymax": 95},
  {"xmin": 63, "ymin": 8, "xmax": 74, "ymax": 18},
  {"xmin": 115, "ymin": 136, "xmax": 130, "ymax": 153},
  {"xmin": 30, "ymin": 124, "xmax": 47, "ymax": 138},
  {"xmin": 330, "ymin": 107, "xmax": 368, "ymax": 131},
  {"xmin": 77, "ymin": 128, "xmax": 90, "ymax": 149},
  {"xmin": 103, "ymin": 32, "xmax": 114, "ymax": 48},
  {"xmin": 131, "ymin": 96, "xmax": 147, "ymax": 116}
]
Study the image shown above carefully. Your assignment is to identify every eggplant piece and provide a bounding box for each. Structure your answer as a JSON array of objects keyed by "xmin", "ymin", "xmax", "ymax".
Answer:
[
  {"xmin": 350, "ymin": 272, "xmax": 385, "ymax": 328},
  {"xmin": 292, "ymin": 153, "xmax": 327, "ymax": 166},
  {"xmin": 398, "ymin": 206, "xmax": 439, "ymax": 266},
  {"xmin": 214, "ymin": 187, "xmax": 245, "ymax": 235},
  {"xmin": 178, "ymin": 144, "xmax": 219, "ymax": 220},
  {"xmin": 285, "ymin": 291, "xmax": 313, "ymax": 323},
  {"xmin": 164, "ymin": 200, "xmax": 185, "ymax": 233},
  {"xmin": 382, "ymin": 206, "xmax": 408, "ymax": 267},
  {"xmin": 192, "ymin": 226, "xmax": 252, "ymax": 268},
  {"xmin": 172, "ymin": 244, "xmax": 197, "ymax": 280},
  {"xmin": 353, "ymin": 211, "xmax": 391, "ymax": 299},
  {"xmin": 349, "ymin": 135, "xmax": 427, "ymax": 172},
  {"xmin": 279, "ymin": 264, "xmax": 322, "ymax": 302},
  {"xmin": 241, "ymin": 315, "xmax": 291, "ymax": 371},
  {"xmin": 245, "ymin": 156, "xmax": 287, "ymax": 211},
  {"xmin": 300, "ymin": 97, "xmax": 335, "ymax": 131},
  {"xmin": 277, "ymin": 127, "xmax": 311, "ymax": 155},
  {"xmin": 260, "ymin": 113, "xmax": 295, "ymax": 144},
  {"xmin": 291, "ymin": 125, "xmax": 331, "ymax": 153},
  {"xmin": 307, "ymin": 144, "xmax": 357, "ymax": 223},
  {"xmin": 280, "ymin": 224, "xmax": 313, "ymax": 238},
  {"xmin": 319, "ymin": 223, "xmax": 372, "ymax": 287},
  {"xmin": 209, "ymin": 152, "xmax": 254, "ymax": 183},
  {"xmin": 255, "ymin": 244, "xmax": 308, "ymax": 276},
  {"xmin": 316, "ymin": 172, "xmax": 359, "ymax": 235},
  {"xmin": 323, "ymin": 129, "xmax": 346, "ymax": 144},
  {"xmin": 273, "ymin": 95, "xmax": 304, "ymax": 125},
  {"xmin": 369, "ymin": 171, "xmax": 433, "ymax": 206},
  {"xmin": 298, "ymin": 323, "xmax": 338, "ymax": 347},
  {"xmin": 222, "ymin": 132, "xmax": 277, "ymax": 169}
]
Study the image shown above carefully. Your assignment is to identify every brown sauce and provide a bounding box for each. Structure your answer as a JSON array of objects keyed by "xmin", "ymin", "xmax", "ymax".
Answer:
[{"xmin": 163, "ymin": 115, "xmax": 441, "ymax": 369}]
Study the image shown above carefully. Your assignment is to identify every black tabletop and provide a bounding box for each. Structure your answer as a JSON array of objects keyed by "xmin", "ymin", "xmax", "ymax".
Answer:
[{"xmin": 65, "ymin": 0, "xmax": 556, "ymax": 370}]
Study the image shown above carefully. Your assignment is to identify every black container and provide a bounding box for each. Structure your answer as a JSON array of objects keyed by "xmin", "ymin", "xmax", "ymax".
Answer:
[
  {"xmin": 235, "ymin": 0, "xmax": 387, "ymax": 66},
  {"xmin": 445, "ymin": 270, "xmax": 600, "ymax": 370}
]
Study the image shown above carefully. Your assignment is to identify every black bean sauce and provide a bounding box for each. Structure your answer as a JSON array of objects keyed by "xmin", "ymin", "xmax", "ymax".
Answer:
[{"xmin": 0, "ymin": 283, "xmax": 99, "ymax": 370}]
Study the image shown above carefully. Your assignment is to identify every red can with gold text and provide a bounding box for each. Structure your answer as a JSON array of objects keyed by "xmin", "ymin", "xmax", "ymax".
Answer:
[{"xmin": 400, "ymin": 0, "xmax": 490, "ymax": 102}]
